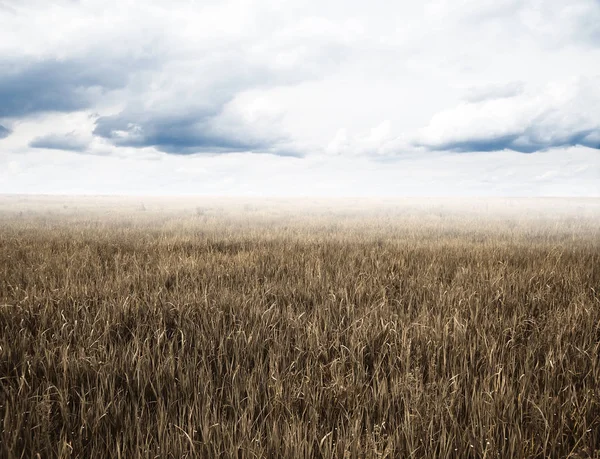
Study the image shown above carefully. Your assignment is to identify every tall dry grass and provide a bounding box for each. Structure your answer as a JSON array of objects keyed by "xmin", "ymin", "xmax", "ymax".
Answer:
[{"xmin": 1, "ymin": 198, "xmax": 599, "ymax": 458}]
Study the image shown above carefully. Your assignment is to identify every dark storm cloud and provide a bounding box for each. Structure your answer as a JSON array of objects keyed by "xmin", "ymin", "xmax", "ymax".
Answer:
[
  {"xmin": 428, "ymin": 134, "xmax": 523, "ymax": 153},
  {"xmin": 423, "ymin": 127, "xmax": 600, "ymax": 153},
  {"xmin": 29, "ymin": 132, "xmax": 89, "ymax": 152},
  {"xmin": 0, "ymin": 56, "xmax": 145, "ymax": 118},
  {"xmin": 94, "ymin": 110, "xmax": 282, "ymax": 155},
  {"xmin": 0, "ymin": 124, "xmax": 11, "ymax": 138}
]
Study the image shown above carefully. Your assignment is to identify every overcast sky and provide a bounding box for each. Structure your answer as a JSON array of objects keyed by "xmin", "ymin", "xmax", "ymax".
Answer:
[{"xmin": 0, "ymin": 0, "xmax": 599, "ymax": 196}]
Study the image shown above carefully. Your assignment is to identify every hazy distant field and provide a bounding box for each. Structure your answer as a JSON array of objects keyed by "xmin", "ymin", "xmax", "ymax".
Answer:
[{"xmin": 1, "ymin": 196, "xmax": 599, "ymax": 458}]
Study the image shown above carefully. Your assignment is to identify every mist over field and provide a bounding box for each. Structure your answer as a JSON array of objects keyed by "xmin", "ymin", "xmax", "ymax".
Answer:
[{"xmin": 2, "ymin": 194, "xmax": 600, "ymax": 219}]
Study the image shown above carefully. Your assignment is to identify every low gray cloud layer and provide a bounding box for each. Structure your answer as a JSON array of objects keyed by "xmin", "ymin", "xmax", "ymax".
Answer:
[
  {"xmin": 422, "ymin": 131, "xmax": 600, "ymax": 153},
  {"xmin": 29, "ymin": 132, "xmax": 89, "ymax": 152},
  {"xmin": 0, "ymin": 124, "xmax": 11, "ymax": 139},
  {"xmin": 0, "ymin": 57, "xmax": 139, "ymax": 118},
  {"xmin": 464, "ymin": 82, "xmax": 525, "ymax": 103},
  {"xmin": 94, "ymin": 112, "xmax": 271, "ymax": 154}
]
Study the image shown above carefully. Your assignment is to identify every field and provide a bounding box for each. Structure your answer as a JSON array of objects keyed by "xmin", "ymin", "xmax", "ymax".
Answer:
[{"xmin": 1, "ymin": 196, "xmax": 599, "ymax": 458}]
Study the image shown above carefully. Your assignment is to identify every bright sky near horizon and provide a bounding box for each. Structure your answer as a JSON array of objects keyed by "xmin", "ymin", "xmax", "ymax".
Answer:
[{"xmin": 0, "ymin": 0, "xmax": 599, "ymax": 196}]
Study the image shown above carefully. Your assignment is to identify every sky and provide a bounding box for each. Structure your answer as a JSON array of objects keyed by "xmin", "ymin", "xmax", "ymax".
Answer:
[{"xmin": 0, "ymin": 0, "xmax": 599, "ymax": 196}]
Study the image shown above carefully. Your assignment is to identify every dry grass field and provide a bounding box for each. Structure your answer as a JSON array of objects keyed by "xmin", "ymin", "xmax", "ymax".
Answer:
[{"xmin": 1, "ymin": 195, "xmax": 599, "ymax": 458}]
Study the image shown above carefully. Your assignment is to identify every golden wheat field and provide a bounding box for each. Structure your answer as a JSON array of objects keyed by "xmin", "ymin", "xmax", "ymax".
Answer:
[{"xmin": 1, "ymin": 195, "xmax": 599, "ymax": 458}]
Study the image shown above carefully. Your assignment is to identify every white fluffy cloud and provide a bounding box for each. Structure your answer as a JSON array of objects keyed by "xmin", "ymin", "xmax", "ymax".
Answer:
[
  {"xmin": 416, "ymin": 77, "xmax": 600, "ymax": 152},
  {"xmin": 0, "ymin": 0, "xmax": 599, "ymax": 195}
]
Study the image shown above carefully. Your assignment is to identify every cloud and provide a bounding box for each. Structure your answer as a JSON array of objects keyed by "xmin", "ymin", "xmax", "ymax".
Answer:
[
  {"xmin": 519, "ymin": 0, "xmax": 600, "ymax": 47},
  {"xmin": 29, "ymin": 132, "xmax": 90, "ymax": 152},
  {"xmin": 0, "ymin": 124, "xmax": 11, "ymax": 139},
  {"xmin": 415, "ymin": 77, "xmax": 600, "ymax": 153},
  {"xmin": 0, "ymin": 0, "xmax": 599, "ymax": 196},
  {"xmin": 0, "ymin": 56, "xmax": 142, "ymax": 118},
  {"xmin": 464, "ymin": 81, "xmax": 525, "ymax": 103},
  {"xmin": 85, "ymin": 11, "xmax": 361, "ymax": 155},
  {"xmin": 94, "ymin": 112, "xmax": 267, "ymax": 154},
  {"xmin": 0, "ymin": 2, "xmax": 16, "ymax": 14},
  {"xmin": 428, "ymin": 0, "xmax": 600, "ymax": 47},
  {"xmin": 324, "ymin": 121, "xmax": 414, "ymax": 158},
  {"xmin": 93, "ymin": 90, "xmax": 294, "ymax": 155}
]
